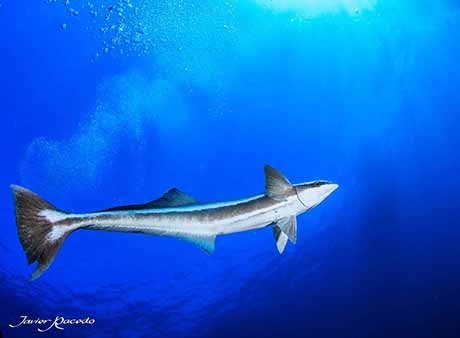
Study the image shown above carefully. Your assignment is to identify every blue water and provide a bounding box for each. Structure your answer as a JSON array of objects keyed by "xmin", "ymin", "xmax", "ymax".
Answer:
[{"xmin": 1, "ymin": 0, "xmax": 459, "ymax": 337}]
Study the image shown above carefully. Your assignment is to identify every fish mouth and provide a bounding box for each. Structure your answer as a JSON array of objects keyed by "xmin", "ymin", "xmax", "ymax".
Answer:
[
  {"xmin": 323, "ymin": 183, "xmax": 339, "ymax": 199},
  {"xmin": 329, "ymin": 183, "xmax": 339, "ymax": 193}
]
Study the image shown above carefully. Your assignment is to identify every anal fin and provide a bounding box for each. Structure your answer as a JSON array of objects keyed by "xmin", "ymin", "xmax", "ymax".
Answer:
[{"xmin": 178, "ymin": 232, "xmax": 216, "ymax": 254}]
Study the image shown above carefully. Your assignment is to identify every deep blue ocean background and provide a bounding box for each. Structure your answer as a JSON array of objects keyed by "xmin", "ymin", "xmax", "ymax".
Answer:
[{"xmin": 1, "ymin": 0, "xmax": 460, "ymax": 337}]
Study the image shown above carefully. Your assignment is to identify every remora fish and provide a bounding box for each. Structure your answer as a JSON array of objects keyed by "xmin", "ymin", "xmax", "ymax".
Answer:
[{"xmin": 11, "ymin": 165, "xmax": 338, "ymax": 280}]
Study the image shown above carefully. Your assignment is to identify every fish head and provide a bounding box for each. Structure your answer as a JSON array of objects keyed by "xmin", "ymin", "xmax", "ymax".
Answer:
[{"xmin": 294, "ymin": 180, "xmax": 339, "ymax": 210}]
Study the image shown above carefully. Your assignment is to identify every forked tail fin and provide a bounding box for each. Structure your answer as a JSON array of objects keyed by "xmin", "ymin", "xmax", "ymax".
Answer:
[{"xmin": 11, "ymin": 185, "xmax": 73, "ymax": 280}]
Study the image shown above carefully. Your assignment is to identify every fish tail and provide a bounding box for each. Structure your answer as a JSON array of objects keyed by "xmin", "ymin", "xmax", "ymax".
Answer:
[{"xmin": 11, "ymin": 185, "xmax": 74, "ymax": 280}]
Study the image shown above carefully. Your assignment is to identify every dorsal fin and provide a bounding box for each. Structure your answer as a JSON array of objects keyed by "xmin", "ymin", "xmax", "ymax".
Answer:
[
  {"xmin": 99, "ymin": 188, "xmax": 199, "ymax": 212},
  {"xmin": 146, "ymin": 188, "xmax": 199, "ymax": 208},
  {"xmin": 264, "ymin": 165, "xmax": 293, "ymax": 200}
]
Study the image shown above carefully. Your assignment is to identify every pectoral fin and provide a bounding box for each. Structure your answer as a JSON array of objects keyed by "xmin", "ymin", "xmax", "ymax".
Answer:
[
  {"xmin": 273, "ymin": 226, "xmax": 289, "ymax": 254},
  {"xmin": 276, "ymin": 216, "xmax": 297, "ymax": 244}
]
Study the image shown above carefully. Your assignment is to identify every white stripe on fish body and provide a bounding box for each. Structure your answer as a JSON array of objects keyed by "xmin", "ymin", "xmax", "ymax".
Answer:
[
  {"xmin": 47, "ymin": 196, "xmax": 268, "ymax": 236},
  {"xmin": 78, "ymin": 194, "xmax": 265, "ymax": 217},
  {"xmin": 70, "ymin": 194, "xmax": 304, "ymax": 237},
  {"xmin": 216, "ymin": 197, "xmax": 301, "ymax": 234}
]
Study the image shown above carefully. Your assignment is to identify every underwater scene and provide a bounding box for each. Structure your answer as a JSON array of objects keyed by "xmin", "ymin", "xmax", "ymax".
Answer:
[{"xmin": 1, "ymin": 0, "xmax": 459, "ymax": 337}]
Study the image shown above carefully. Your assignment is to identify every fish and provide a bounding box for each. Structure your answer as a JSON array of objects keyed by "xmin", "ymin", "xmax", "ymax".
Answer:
[{"xmin": 11, "ymin": 165, "xmax": 338, "ymax": 280}]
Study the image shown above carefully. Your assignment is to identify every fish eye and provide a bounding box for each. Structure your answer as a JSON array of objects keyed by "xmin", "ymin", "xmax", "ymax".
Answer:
[{"xmin": 310, "ymin": 181, "xmax": 329, "ymax": 187}]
